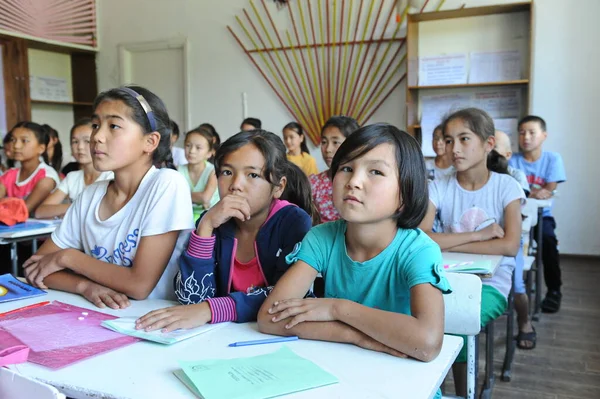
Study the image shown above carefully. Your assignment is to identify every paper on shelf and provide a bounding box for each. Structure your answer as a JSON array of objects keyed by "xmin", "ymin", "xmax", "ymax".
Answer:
[
  {"xmin": 469, "ymin": 50, "xmax": 521, "ymax": 84},
  {"xmin": 30, "ymin": 76, "xmax": 71, "ymax": 102},
  {"xmin": 418, "ymin": 54, "xmax": 467, "ymax": 86}
]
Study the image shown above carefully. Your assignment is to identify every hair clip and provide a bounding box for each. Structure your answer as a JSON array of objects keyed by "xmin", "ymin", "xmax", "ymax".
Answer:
[{"xmin": 120, "ymin": 87, "xmax": 157, "ymax": 132}]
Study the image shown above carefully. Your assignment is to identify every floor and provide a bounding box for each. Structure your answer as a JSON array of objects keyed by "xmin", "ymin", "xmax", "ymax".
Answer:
[{"xmin": 444, "ymin": 255, "xmax": 600, "ymax": 399}]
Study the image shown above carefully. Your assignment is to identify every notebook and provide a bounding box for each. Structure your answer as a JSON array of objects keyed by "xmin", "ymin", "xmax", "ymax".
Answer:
[
  {"xmin": 443, "ymin": 259, "xmax": 494, "ymax": 274},
  {"xmin": 101, "ymin": 317, "xmax": 228, "ymax": 345},
  {"xmin": 175, "ymin": 346, "xmax": 338, "ymax": 399},
  {"xmin": 0, "ymin": 274, "xmax": 46, "ymax": 304}
]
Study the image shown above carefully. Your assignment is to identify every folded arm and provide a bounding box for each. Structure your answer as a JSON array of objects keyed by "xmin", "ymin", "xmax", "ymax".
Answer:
[
  {"xmin": 27, "ymin": 231, "xmax": 180, "ymax": 300},
  {"xmin": 258, "ymin": 261, "xmax": 442, "ymax": 361}
]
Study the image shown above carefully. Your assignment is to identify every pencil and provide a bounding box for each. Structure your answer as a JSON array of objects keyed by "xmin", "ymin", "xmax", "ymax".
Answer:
[{"xmin": 0, "ymin": 301, "xmax": 50, "ymax": 318}]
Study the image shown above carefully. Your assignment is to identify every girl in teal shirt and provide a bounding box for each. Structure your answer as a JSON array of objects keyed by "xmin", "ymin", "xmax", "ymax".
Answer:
[{"xmin": 258, "ymin": 124, "xmax": 451, "ymax": 366}]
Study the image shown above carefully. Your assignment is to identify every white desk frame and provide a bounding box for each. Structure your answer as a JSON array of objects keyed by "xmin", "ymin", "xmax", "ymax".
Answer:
[
  {"xmin": 0, "ymin": 220, "xmax": 58, "ymax": 276},
  {"xmin": 1, "ymin": 290, "xmax": 463, "ymax": 399}
]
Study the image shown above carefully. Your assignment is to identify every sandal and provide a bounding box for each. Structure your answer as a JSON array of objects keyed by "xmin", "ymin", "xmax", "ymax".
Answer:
[
  {"xmin": 541, "ymin": 290, "xmax": 562, "ymax": 313},
  {"xmin": 516, "ymin": 326, "xmax": 537, "ymax": 350}
]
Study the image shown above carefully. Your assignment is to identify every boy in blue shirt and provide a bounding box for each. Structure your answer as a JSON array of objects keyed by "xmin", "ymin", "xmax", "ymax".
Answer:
[{"xmin": 509, "ymin": 115, "xmax": 566, "ymax": 313}]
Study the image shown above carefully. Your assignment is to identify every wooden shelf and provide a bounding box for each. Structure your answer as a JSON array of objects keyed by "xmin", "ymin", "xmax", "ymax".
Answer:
[
  {"xmin": 408, "ymin": 2, "xmax": 530, "ymax": 22},
  {"xmin": 31, "ymin": 100, "xmax": 93, "ymax": 106},
  {"xmin": 408, "ymin": 80, "xmax": 529, "ymax": 90}
]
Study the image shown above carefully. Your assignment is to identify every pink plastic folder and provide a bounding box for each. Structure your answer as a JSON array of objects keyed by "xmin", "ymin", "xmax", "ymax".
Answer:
[{"xmin": 0, "ymin": 301, "xmax": 139, "ymax": 369}]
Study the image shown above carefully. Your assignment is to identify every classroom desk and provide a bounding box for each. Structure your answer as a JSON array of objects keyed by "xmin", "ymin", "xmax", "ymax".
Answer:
[
  {"xmin": 1, "ymin": 290, "xmax": 464, "ymax": 399},
  {"xmin": 0, "ymin": 219, "xmax": 59, "ymax": 277},
  {"xmin": 530, "ymin": 198, "xmax": 552, "ymax": 320},
  {"xmin": 442, "ymin": 252, "xmax": 503, "ymax": 278}
]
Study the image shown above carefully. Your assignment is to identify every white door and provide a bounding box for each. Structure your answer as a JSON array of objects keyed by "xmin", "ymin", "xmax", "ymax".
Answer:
[{"xmin": 119, "ymin": 39, "xmax": 189, "ymax": 144}]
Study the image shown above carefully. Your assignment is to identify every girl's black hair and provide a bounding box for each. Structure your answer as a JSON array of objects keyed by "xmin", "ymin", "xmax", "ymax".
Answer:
[
  {"xmin": 441, "ymin": 107, "xmax": 495, "ymax": 142},
  {"xmin": 214, "ymin": 130, "xmax": 315, "ymax": 220},
  {"xmin": 330, "ymin": 123, "xmax": 428, "ymax": 229},
  {"xmin": 487, "ymin": 149, "xmax": 509, "ymax": 175},
  {"xmin": 70, "ymin": 117, "xmax": 93, "ymax": 139},
  {"xmin": 241, "ymin": 117, "xmax": 261, "ymax": 130},
  {"xmin": 41, "ymin": 124, "xmax": 63, "ymax": 172},
  {"xmin": 283, "ymin": 122, "xmax": 310, "ymax": 154},
  {"xmin": 185, "ymin": 127, "xmax": 214, "ymax": 151},
  {"xmin": 171, "ymin": 120, "xmax": 180, "ymax": 138},
  {"xmin": 2, "ymin": 132, "xmax": 14, "ymax": 168},
  {"xmin": 321, "ymin": 115, "xmax": 360, "ymax": 138},
  {"xmin": 92, "ymin": 85, "xmax": 173, "ymax": 165},
  {"xmin": 197, "ymin": 123, "xmax": 220, "ymax": 164},
  {"xmin": 9, "ymin": 121, "xmax": 50, "ymax": 164}
]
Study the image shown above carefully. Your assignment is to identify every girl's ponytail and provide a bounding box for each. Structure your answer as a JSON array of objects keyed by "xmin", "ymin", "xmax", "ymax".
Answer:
[{"xmin": 280, "ymin": 161, "xmax": 319, "ymax": 225}]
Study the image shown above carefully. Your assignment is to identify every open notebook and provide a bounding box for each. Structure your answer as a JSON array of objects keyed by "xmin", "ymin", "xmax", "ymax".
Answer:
[
  {"xmin": 101, "ymin": 317, "xmax": 227, "ymax": 345},
  {"xmin": 443, "ymin": 259, "xmax": 495, "ymax": 275}
]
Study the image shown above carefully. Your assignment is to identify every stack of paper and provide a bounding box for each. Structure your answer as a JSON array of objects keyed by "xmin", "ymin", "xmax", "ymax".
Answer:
[
  {"xmin": 101, "ymin": 317, "xmax": 227, "ymax": 345},
  {"xmin": 443, "ymin": 260, "xmax": 494, "ymax": 275},
  {"xmin": 174, "ymin": 346, "xmax": 338, "ymax": 399}
]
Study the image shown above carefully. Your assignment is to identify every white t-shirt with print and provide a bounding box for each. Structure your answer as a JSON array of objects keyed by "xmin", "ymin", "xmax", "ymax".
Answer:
[
  {"xmin": 52, "ymin": 166, "xmax": 194, "ymax": 300},
  {"xmin": 425, "ymin": 159, "xmax": 455, "ymax": 181},
  {"xmin": 428, "ymin": 171, "xmax": 525, "ymax": 299},
  {"xmin": 57, "ymin": 170, "xmax": 114, "ymax": 201}
]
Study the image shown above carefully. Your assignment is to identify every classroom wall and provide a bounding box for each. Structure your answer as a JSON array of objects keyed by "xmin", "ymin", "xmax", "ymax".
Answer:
[{"xmin": 96, "ymin": 0, "xmax": 600, "ymax": 256}]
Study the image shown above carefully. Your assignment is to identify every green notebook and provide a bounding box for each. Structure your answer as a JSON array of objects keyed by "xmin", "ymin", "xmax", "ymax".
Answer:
[{"xmin": 175, "ymin": 346, "xmax": 338, "ymax": 399}]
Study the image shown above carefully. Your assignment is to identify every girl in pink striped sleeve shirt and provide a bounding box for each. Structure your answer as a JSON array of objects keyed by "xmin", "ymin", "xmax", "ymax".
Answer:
[{"xmin": 136, "ymin": 130, "xmax": 314, "ymax": 332}]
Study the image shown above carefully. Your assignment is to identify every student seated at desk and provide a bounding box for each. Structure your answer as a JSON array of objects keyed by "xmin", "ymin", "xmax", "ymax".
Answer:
[
  {"xmin": 135, "ymin": 130, "xmax": 313, "ymax": 332},
  {"xmin": 0, "ymin": 122, "xmax": 60, "ymax": 214},
  {"xmin": 257, "ymin": 124, "xmax": 450, "ymax": 369},
  {"xmin": 35, "ymin": 118, "xmax": 113, "ymax": 219},
  {"xmin": 283, "ymin": 122, "xmax": 319, "ymax": 177},
  {"xmin": 309, "ymin": 116, "xmax": 359, "ymax": 224},
  {"xmin": 178, "ymin": 127, "xmax": 219, "ymax": 223},
  {"xmin": 509, "ymin": 115, "xmax": 567, "ymax": 313},
  {"xmin": 22, "ymin": 86, "xmax": 194, "ymax": 307},
  {"xmin": 425, "ymin": 124, "xmax": 454, "ymax": 180},
  {"xmin": 419, "ymin": 108, "xmax": 524, "ymax": 398}
]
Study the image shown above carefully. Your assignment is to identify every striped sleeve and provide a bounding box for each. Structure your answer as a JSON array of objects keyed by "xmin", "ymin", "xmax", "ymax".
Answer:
[
  {"xmin": 187, "ymin": 231, "xmax": 215, "ymax": 259},
  {"xmin": 206, "ymin": 296, "xmax": 237, "ymax": 323}
]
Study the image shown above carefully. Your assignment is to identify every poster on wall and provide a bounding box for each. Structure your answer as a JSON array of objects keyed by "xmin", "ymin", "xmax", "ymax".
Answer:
[{"xmin": 30, "ymin": 76, "xmax": 71, "ymax": 102}]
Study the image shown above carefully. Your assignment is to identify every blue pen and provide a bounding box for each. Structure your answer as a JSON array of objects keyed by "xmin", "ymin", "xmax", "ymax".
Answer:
[{"xmin": 228, "ymin": 336, "xmax": 299, "ymax": 347}]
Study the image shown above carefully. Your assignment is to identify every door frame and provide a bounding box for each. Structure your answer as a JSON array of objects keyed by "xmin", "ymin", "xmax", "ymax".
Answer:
[{"xmin": 118, "ymin": 37, "xmax": 190, "ymax": 131}]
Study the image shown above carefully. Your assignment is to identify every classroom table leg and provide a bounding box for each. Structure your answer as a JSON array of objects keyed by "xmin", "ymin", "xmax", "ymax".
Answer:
[
  {"xmin": 480, "ymin": 322, "xmax": 494, "ymax": 399},
  {"xmin": 32, "ymin": 239, "xmax": 38, "ymax": 253},
  {"xmin": 10, "ymin": 242, "xmax": 18, "ymax": 277},
  {"xmin": 533, "ymin": 207, "xmax": 544, "ymax": 321}
]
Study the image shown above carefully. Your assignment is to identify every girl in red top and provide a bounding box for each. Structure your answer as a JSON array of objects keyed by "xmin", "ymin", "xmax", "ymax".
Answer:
[
  {"xmin": 0, "ymin": 122, "xmax": 59, "ymax": 213},
  {"xmin": 309, "ymin": 116, "xmax": 359, "ymax": 224}
]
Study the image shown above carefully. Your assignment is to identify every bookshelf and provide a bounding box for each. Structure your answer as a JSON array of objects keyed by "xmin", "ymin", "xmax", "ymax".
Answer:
[
  {"xmin": 1, "ymin": 35, "xmax": 97, "ymax": 143},
  {"xmin": 405, "ymin": 2, "xmax": 533, "ymax": 152}
]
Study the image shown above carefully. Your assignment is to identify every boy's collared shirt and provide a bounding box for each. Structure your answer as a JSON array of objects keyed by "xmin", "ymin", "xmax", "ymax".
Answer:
[{"xmin": 509, "ymin": 151, "xmax": 566, "ymax": 217}]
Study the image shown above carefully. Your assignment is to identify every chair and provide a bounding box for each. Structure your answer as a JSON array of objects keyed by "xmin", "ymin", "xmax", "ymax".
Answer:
[
  {"xmin": 0, "ymin": 367, "xmax": 65, "ymax": 399},
  {"xmin": 521, "ymin": 198, "xmax": 540, "ymax": 316},
  {"xmin": 442, "ymin": 273, "xmax": 482, "ymax": 399}
]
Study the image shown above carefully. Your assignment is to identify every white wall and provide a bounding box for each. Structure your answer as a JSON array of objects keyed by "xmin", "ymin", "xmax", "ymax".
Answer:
[{"xmin": 96, "ymin": 0, "xmax": 600, "ymax": 255}]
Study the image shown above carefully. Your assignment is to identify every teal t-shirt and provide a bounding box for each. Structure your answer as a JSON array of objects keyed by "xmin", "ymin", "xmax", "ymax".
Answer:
[{"xmin": 291, "ymin": 220, "xmax": 451, "ymax": 315}]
